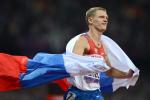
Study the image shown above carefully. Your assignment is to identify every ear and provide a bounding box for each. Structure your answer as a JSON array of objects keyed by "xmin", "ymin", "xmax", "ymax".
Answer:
[{"xmin": 88, "ymin": 17, "xmax": 93, "ymax": 24}]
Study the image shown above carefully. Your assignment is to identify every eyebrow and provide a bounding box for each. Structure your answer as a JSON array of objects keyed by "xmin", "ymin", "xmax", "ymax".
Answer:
[{"xmin": 98, "ymin": 15, "xmax": 108, "ymax": 19}]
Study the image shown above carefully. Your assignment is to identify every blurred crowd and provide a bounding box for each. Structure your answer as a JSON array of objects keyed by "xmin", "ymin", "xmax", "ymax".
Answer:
[{"xmin": 0, "ymin": 0, "xmax": 149, "ymax": 100}]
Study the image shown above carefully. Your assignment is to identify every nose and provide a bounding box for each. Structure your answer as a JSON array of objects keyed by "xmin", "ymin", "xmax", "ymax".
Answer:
[{"xmin": 104, "ymin": 17, "xmax": 108, "ymax": 22}]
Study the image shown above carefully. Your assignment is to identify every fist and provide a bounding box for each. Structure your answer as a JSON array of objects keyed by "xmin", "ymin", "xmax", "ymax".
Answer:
[{"xmin": 127, "ymin": 69, "xmax": 134, "ymax": 78}]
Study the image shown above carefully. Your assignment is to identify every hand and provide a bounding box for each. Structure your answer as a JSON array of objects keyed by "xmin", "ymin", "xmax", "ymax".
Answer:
[{"xmin": 126, "ymin": 69, "xmax": 134, "ymax": 78}]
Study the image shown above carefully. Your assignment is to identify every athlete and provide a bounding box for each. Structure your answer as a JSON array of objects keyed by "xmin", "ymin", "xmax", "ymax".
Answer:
[{"xmin": 64, "ymin": 7, "xmax": 134, "ymax": 100}]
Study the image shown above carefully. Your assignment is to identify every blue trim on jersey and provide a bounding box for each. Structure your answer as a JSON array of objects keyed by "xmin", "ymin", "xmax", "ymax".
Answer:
[
  {"xmin": 100, "ymin": 72, "xmax": 113, "ymax": 93},
  {"xmin": 20, "ymin": 53, "xmax": 70, "ymax": 88}
]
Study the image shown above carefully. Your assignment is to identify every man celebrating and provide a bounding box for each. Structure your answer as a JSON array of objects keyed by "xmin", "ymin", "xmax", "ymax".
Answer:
[{"xmin": 64, "ymin": 7, "xmax": 139, "ymax": 100}]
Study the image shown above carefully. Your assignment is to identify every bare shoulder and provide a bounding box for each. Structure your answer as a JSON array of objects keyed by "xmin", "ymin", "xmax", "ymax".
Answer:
[
  {"xmin": 77, "ymin": 35, "xmax": 87, "ymax": 43},
  {"xmin": 76, "ymin": 35, "xmax": 89, "ymax": 48},
  {"xmin": 73, "ymin": 35, "xmax": 89, "ymax": 55}
]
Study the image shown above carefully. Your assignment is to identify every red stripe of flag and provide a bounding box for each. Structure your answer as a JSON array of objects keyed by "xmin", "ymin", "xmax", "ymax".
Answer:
[{"xmin": 0, "ymin": 53, "xmax": 28, "ymax": 91}]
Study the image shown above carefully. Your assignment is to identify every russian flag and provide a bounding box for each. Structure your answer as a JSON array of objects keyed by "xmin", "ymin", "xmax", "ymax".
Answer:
[
  {"xmin": 0, "ymin": 34, "xmax": 139, "ymax": 93},
  {"xmin": 0, "ymin": 52, "xmax": 109, "ymax": 92}
]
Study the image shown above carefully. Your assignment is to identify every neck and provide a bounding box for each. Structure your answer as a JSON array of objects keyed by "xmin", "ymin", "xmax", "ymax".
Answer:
[{"xmin": 87, "ymin": 27, "xmax": 103, "ymax": 42}]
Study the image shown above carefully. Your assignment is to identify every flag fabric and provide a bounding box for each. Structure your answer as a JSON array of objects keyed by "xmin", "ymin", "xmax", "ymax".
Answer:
[
  {"xmin": 0, "ymin": 34, "xmax": 139, "ymax": 93},
  {"xmin": 0, "ymin": 53, "xmax": 28, "ymax": 91},
  {"xmin": 66, "ymin": 33, "xmax": 140, "ymax": 93},
  {"xmin": 0, "ymin": 52, "xmax": 110, "ymax": 92}
]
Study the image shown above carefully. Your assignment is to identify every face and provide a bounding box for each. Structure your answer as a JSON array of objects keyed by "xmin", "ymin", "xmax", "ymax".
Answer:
[{"xmin": 88, "ymin": 10, "xmax": 108, "ymax": 32}]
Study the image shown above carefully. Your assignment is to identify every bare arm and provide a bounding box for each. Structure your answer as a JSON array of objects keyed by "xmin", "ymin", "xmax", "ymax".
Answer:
[
  {"xmin": 106, "ymin": 67, "xmax": 134, "ymax": 79},
  {"xmin": 105, "ymin": 55, "xmax": 134, "ymax": 79}
]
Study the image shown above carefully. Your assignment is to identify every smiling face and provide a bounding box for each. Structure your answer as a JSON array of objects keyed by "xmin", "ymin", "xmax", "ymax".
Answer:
[{"xmin": 86, "ymin": 8, "xmax": 108, "ymax": 33}]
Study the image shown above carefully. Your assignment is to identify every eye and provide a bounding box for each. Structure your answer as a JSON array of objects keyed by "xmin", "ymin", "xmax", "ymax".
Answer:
[
  {"xmin": 98, "ymin": 16, "xmax": 108, "ymax": 20},
  {"xmin": 98, "ymin": 16, "xmax": 105, "ymax": 18}
]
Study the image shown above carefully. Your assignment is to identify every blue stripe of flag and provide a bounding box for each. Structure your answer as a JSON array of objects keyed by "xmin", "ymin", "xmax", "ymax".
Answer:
[
  {"xmin": 20, "ymin": 53, "xmax": 70, "ymax": 88},
  {"xmin": 100, "ymin": 72, "xmax": 113, "ymax": 93}
]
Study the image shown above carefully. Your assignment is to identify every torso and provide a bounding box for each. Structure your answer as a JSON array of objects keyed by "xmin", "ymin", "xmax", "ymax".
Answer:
[
  {"xmin": 69, "ymin": 33, "xmax": 106, "ymax": 91},
  {"xmin": 83, "ymin": 34, "xmax": 106, "ymax": 57}
]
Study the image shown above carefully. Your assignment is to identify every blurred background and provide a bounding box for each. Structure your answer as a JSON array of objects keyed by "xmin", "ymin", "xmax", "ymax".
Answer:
[{"xmin": 0, "ymin": 0, "xmax": 149, "ymax": 100}]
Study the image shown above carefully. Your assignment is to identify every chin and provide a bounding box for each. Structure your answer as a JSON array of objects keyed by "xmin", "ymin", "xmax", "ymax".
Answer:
[
  {"xmin": 96, "ymin": 26, "xmax": 107, "ymax": 32},
  {"xmin": 102, "ymin": 27, "xmax": 107, "ymax": 31},
  {"xmin": 100, "ymin": 28, "xmax": 106, "ymax": 33}
]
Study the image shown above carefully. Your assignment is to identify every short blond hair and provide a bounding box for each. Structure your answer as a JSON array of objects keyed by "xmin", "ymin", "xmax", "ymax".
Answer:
[{"xmin": 86, "ymin": 7, "xmax": 106, "ymax": 24}]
